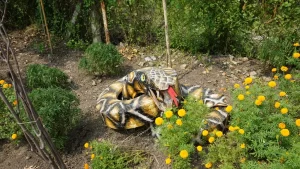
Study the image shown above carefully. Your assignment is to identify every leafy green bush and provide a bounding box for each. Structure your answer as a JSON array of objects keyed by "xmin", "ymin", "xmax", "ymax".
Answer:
[
  {"xmin": 0, "ymin": 80, "xmax": 22, "ymax": 140},
  {"xmin": 79, "ymin": 43, "xmax": 123, "ymax": 75},
  {"xmin": 83, "ymin": 140, "xmax": 150, "ymax": 169},
  {"xmin": 26, "ymin": 64, "xmax": 70, "ymax": 90},
  {"xmin": 66, "ymin": 39, "xmax": 89, "ymax": 51},
  {"xmin": 29, "ymin": 88, "xmax": 80, "ymax": 149}
]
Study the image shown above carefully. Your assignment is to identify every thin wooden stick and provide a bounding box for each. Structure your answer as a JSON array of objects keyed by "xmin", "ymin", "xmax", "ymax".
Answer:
[
  {"xmin": 101, "ymin": 0, "xmax": 110, "ymax": 44},
  {"xmin": 39, "ymin": 0, "xmax": 53, "ymax": 55},
  {"xmin": 162, "ymin": 0, "xmax": 171, "ymax": 68}
]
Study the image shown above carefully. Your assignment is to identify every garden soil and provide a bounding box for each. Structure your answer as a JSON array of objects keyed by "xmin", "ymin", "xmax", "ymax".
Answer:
[{"xmin": 0, "ymin": 26, "xmax": 267, "ymax": 169}]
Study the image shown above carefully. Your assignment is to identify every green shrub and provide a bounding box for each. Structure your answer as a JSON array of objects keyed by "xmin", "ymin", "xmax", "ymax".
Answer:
[
  {"xmin": 79, "ymin": 43, "xmax": 123, "ymax": 75},
  {"xmin": 66, "ymin": 39, "xmax": 89, "ymax": 51},
  {"xmin": 26, "ymin": 64, "xmax": 70, "ymax": 90},
  {"xmin": 0, "ymin": 81, "xmax": 22, "ymax": 140},
  {"xmin": 84, "ymin": 140, "xmax": 150, "ymax": 169},
  {"xmin": 29, "ymin": 88, "xmax": 80, "ymax": 149}
]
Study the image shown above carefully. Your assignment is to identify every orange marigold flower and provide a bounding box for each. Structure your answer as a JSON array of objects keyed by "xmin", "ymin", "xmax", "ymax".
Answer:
[
  {"xmin": 255, "ymin": 99, "xmax": 262, "ymax": 106},
  {"xmin": 155, "ymin": 117, "xmax": 164, "ymax": 125},
  {"xmin": 84, "ymin": 163, "xmax": 89, "ymax": 169},
  {"xmin": 274, "ymin": 75, "xmax": 279, "ymax": 80},
  {"xmin": 13, "ymin": 100, "xmax": 18, "ymax": 106},
  {"xmin": 208, "ymin": 137, "xmax": 215, "ymax": 143},
  {"xmin": 268, "ymin": 81, "xmax": 276, "ymax": 88},
  {"xmin": 2, "ymin": 83, "xmax": 9, "ymax": 89},
  {"xmin": 165, "ymin": 110, "xmax": 173, "ymax": 118},
  {"xmin": 84, "ymin": 142, "xmax": 89, "ymax": 149},
  {"xmin": 205, "ymin": 162, "xmax": 212, "ymax": 168},
  {"xmin": 165, "ymin": 157, "xmax": 172, "ymax": 164},
  {"xmin": 280, "ymin": 129, "xmax": 290, "ymax": 137},
  {"xmin": 202, "ymin": 130, "xmax": 209, "ymax": 136},
  {"xmin": 8, "ymin": 84, "xmax": 12, "ymax": 88},
  {"xmin": 278, "ymin": 123, "xmax": 286, "ymax": 129},
  {"xmin": 234, "ymin": 84, "xmax": 240, "ymax": 88},
  {"xmin": 176, "ymin": 119, "xmax": 182, "ymax": 126},
  {"xmin": 238, "ymin": 94, "xmax": 245, "ymax": 101},
  {"xmin": 281, "ymin": 108, "xmax": 288, "ymax": 114},
  {"xmin": 197, "ymin": 145, "xmax": 203, "ymax": 152},
  {"xmin": 11, "ymin": 133, "xmax": 17, "ymax": 140},
  {"xmin": 239, "ymin": 129, "xmax": 245, "ymax": 134},
  {"xmin": 271, "ymin": 68, "xmax": 277, "ymax": 72},
  {"xmin": 178, "ymin": 109, "xmax": 186, "ymax": 117},
  {"xmin": 284, "ymin": 74, "xmax": 292, "ymax": 80},
  {"xmin": 279, "ymin": 91, "xmax": 286, "ymax": 97},
  {"xmin": 244, "ymin": 77, "xmax": 253, "ymax": 85},
  {"xmin": 257, "ymin": 95, "xmax": 265, "ymax": 102},
  {"xmin": 225, "ymin": 105, "xmax": 233, "ymax": 113},
  {"xmin": 179, "ymin": 150, "xmax": 189, "ymax": 159},
  {"xmin": 240, "ymin": 143, "xmax": 246, "ymax": 149},
  {"xmin": 294, "ymin": 42, "xmax": 300, "ymax": 47},
  {"xmin": 216, "ymin": 131, "xmax": 223, "ymax": 137},
  {"xmin": 295, "ymin": 119, "xmax": 300, "ymax": 127},
  {"xmin": 293, "ymin": 52, "xmax": 300, "ymax": 58},
  {"xmin": 281, "ymin": 66, "xmax": 288, "ymax": 72},
  {"xmin": 274, "ymin": 102, "xmax": 280, "ymax": 108}
]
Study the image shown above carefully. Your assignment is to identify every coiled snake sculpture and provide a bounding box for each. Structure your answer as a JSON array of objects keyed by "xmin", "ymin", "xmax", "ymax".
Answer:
[{"xmin": 96, "ymin": 67, "xmax": 229, "ymax": 134}]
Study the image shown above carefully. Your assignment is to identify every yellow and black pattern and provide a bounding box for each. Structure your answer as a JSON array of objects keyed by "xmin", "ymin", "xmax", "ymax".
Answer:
[{"xmin": 96, "ymin": 67, "xmax": 229, "ymax": 131}]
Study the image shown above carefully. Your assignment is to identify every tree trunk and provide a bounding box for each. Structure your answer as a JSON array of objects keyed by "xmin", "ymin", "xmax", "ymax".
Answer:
[
  {"xmin": 101, "ymin": 0, "xmax": 110, "ymax": 44},
  {"xmin": 90, "ymin": 1, "xmax": 102, "ymax": 43},
  {"xmin": 162, "ymin": 0, "xmax": 171, "ymax": 68},
  {"xmin": 67, "ymin": 1, "xmax": 82, "ymax": 38}
]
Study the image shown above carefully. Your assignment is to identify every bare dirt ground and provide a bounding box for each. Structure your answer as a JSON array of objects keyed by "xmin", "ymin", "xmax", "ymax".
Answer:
[{"xmin": 0, "ymin": 27, "xmax": 268, "ymax": 169}]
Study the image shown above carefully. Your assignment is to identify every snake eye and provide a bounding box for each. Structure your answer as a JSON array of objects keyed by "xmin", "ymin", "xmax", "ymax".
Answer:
[{"xmin": 140, "ymin": 74, "xmax": 146, "ymax": 82}]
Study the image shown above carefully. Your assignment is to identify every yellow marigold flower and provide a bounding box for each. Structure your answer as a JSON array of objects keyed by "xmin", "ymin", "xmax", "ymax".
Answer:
[
  {"xmin": 178, "ymin": 109, "xmax": 186, "ymax": 117},
  {"xmin": 11, "ymin": 133, "xmax": 17, "ymax": 140},
  {"xmin": 245, "ymin": 85, "xmax": 250, "ymax": 90},
  {"xmin": 13, "ymin": 100, "xmax": 18, "ymax": 106},
  {"xmin": 165, "ymin": 110, "xmax": 173, "ymax": 118},
  {"xmin": 278, "ymin": 123, "xmax": 286, "ymax": 129},
  {"xmin": 234, "ymin": 126, "xmax": 240, "ymax": 130},
  {"xmin": 257, "ymin": 95, "xmax": 266, "ymax": 101},
  {"xmin": 275, "ymin": 102, "xmax": 280, "ymax": 108},
  {"xmin": 0, "ymin": 80, "xmax": 4, "ymax": 85},
  {"xmin": 205, "ymin": 162, "xmax": 212, "ymax": 168},
  {"xmin": 176, "ymin": 119, "xmax": 182, "ymax": 126},
  {"xmin": 167, "ymin": 124, "xmax": 173, "ymax": 129},
  {"xmin": 197, "ymin": 145, "xmax": 203, "ymax": 152},
  {"xmin": 225, "ymin": 105, "xmax": 233, "ymax": 113},
  {"xmin": 234, "ymin": 84, "xmax": 240, "ymax": 88},
  {"xmin": 271, "ymin": 68, "xmax": 277, "ymax": 72},
  {"xmin": 284, "ymin": 74, "xmax": 292, "ymax": 80},
  {"xmin": 244, "ymin": 77, "xmax": 253, "ymax": 85},
  {"xmin": 294, "ymin": 42, "xmax": 300, "ymax": 47},
  {"xmin": 91, "ymin": 154, "xmax": 95, "ymax": 160},
  {"xmin": 215, "ymin": 107, "xmax": 219, "ymax": 111},
  {"xmin": 216, "ymin": 131, "xmax": 223, "ymax": 137},
  {"xmin": 238, "ymin": 129, "xmax": 245, "ymax": 134},
  {"xmin": 179, "ymin": 150, "xmax": 189, "ymax": 159},
  {"xmin": 8, "ymin": 84, "xmax": 12, "ymax": 88},
  {"xmin": 281, "ymin": 108, "xmax": 288, "ymax": 114},
  {"xmin": 255, "ymin": 99, "xmax": 262, "ymax": 106},
  {"xmin": 84, "ymin": 142, "xmax": 89, "ymax": 149},
  {"xmin": 280, "ymin": 129, "xmax": 290, "ymax": 137},
  {"xmin": 229, "ymin": 126, "xmax": 235, "ymax": 132},
  {"xmin": 84, "ymin": 163, "xmax": 89, "ymax": 169},
  {"xmin": 238, "ymin": 94, "xmax": 245, "ymax": 101},
  {"xmin": 246, "ymin": 91, "xmax": 251, "ymax": 95},
  {"xmin": 281, "ymin": 66, "xmax": 288, "ymax": 72},
  {"xmin": 208, "ymin": 137, "xmax": 215, "ymax": 143},
  {"xmin": 268, "ymin": 81, "xmax": 276, "ymax": 88},
  {"xmin": 2, "ymin": 83, "xmax": 9, "ymax": 89},
  {"xmin": 293, "ymin": 52, "xmax": 300, "ymax": 58},
  {"xmin": 202, "ymin": 130, "xmax": 209, "ymax": 136},
  {"xmin": 240, "ymin": 157, "xmax": 246, "ymax": 163},
  {"xmin": 279, "ymin": 91, "xmax": 286, "ymax": 97},
  {"xmin": 165, "ymin": 157, "xmax": 171, "ymax": 165},
  {"xmin": 274, "ymin": 75, "xmax": 279, "ymax": 80},
  {"xmin": 155, "ymin": 117, "xmax": 164, "ymax": 126},
  {"xmin": 240, "ymin": 143, "xmax": 246, "ymax": 149},
  {"xmin": 295, "ymin": 119, "xmax": 300, "ymax": 127}
]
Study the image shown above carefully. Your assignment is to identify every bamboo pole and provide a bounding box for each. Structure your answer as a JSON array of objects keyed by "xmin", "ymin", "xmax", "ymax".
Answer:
[
  {"xmin": 39, "ymin": 0, "xmax": 53, "ymax": 55},
  {"xmin": 162, "ymin": 0, "xmax": 171, "ymax": 68},
  {"xmin": 101, "ymin": 0, "xmax": 110, "ymax": 44}
]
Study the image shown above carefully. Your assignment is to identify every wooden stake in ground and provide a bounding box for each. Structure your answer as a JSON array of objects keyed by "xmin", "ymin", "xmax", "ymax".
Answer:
[
  {"xmin": 162, "ymin": 0, "xmax": 171, "ymax": 68},
  {"xmin": 101, "ymin": 0, "xmax": 110, "ymax": 44},
  {"xmin": 39, "ymin": 0, "xmax": 53, "ymax": 54}
]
